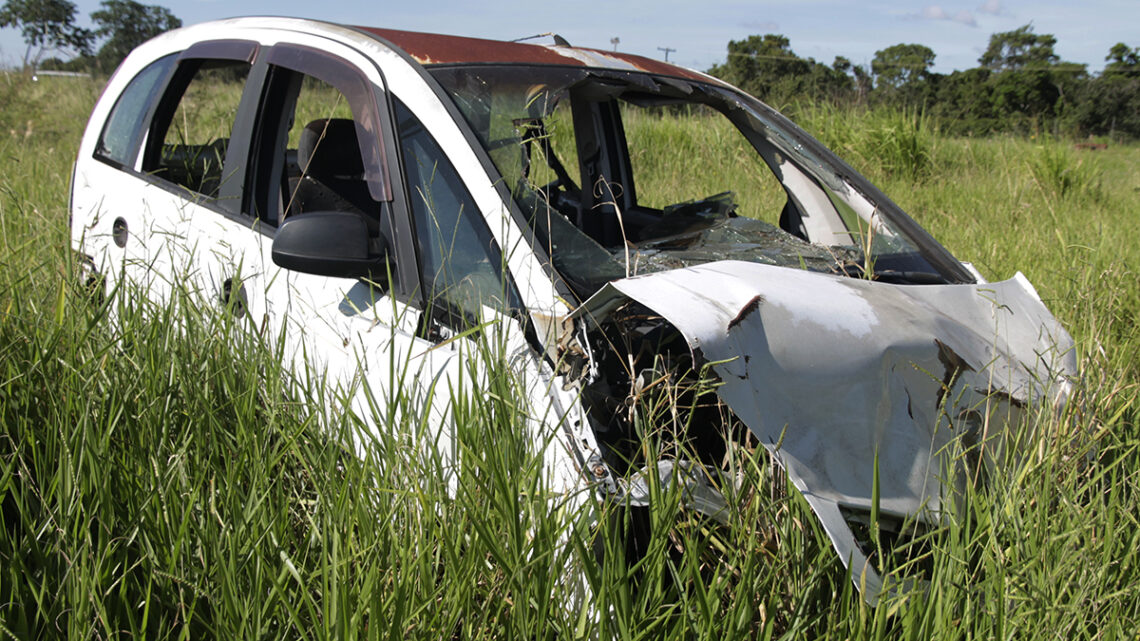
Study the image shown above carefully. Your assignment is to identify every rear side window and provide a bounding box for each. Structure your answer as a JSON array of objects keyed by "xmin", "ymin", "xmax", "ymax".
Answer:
[
  {"xmin": 95, "ymin": 54, "xmax": 176, "ymax": 167},
  {"xmin": 143, "ymin": 58, "xmax": 252, "ymax": 200}
]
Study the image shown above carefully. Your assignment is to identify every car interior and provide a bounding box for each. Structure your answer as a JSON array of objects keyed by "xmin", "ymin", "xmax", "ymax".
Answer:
[{"xmin": 287, "ymin": 118, "xmax": 376, "ymax": 228}]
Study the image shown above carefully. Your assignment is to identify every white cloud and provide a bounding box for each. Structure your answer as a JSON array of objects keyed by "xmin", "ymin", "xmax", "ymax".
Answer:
[
  {"xmin": 954, "ymin": 10, "xmax": 978, "ymax": 26},
  {"xmin": 916, "ymin": 5, "xmax": 978, "ymax": 27},
  {"xmin": 922, "ymin": 5, "xmax": 950, "ymax": 20},
  {"xmin": 977, "ymin": 0, "xmax": 1002, "ymax": 15}
]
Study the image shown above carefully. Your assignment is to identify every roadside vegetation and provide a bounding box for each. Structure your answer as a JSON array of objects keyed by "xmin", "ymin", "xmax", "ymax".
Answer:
[
  {"xmin": 710, "ymin": 27, "xmax": 1140, "ymax": 141},
  {"xmin": 1, "ymin": 73, "xmax": 1138, "ymax": 639}
]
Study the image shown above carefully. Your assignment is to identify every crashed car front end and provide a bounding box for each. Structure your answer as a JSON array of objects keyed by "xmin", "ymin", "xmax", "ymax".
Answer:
[
  {"xmin": 574, "ymin": 261, "xmax": 1076, "ymax": 596},
  {"xmin": 421, "ymin": 55, "xmax": 1077, "ymax": 597}
]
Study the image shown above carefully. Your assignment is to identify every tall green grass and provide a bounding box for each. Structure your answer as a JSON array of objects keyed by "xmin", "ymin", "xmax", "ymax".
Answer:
[
  {"xmin": 1, "ymin": 74, "xmax": 1138, "ymax": 638},
  {"xmin": 792, "ymin": 104, "xmax": 934, "ymax": 181},
  {"xmin": 1026, "ymin": 143, "xmax": 1104, "ymax": 202},
  {"xmin": 621, "ymin": 105, "xmax": 786, "ymax": 221}
]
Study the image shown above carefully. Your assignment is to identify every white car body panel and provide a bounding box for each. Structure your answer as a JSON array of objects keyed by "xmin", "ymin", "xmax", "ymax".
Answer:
[
  {"xmin": 71, "ymin": 18, "xmax": 599, "ymax": 504},
  {"xmin": 70, "ymin": 17, "xmax": 1079, "ymax": 603}
]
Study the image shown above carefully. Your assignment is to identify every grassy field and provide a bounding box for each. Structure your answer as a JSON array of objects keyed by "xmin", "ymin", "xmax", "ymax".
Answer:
[{"xmin": 1, "ymin": 73, "xmax": 1138, "ymax": 639}]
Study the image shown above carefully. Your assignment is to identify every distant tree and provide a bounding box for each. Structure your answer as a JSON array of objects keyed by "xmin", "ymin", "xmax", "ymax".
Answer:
[
  {"xmin": 871, "ymin": 43, "xmax": 935, "ymax": 89},
  {"xmin": 974, "ymin": 25, "xmax": 1088, "ymax": 133},
  {"xmin": 851, "ymin": 63, "xmax": 872, "ymax": 102},
  {"xmin": 932, "ymin": 68, "xmax": 998, "ymax": 135},
  {"xmin": 828, "ymin": 56, "xmax": 862, "ymax": 102},
  {"xmin": 831, "ymin": 55, "xmax": 851, "ymax": 75},
  {"xmin": 38, "ymin": 53, "xmax": 93, "ymax": 71},
  {"xmin": 708, "ymin": 34, "xmax": 811, "ymax": 102},
  {"xmin": 1105, "ymin": 42, "xmax": 1140, "ymax": 78},
  {"xmin": 987, "ymin": 69, "xmax": 1059, "ymax": 125},
  {"xmin": 91, "ymin": 0, "xmax": 180, "ymax": 70},
  {"xmin": 802, "ymin": 55, "xmax": 856, "ymax": 102},
  {"xmin": 979, "ymin": 24, "xmax": 1058, "ymax": 71},
  {"xmin": 708, "ymin": 34, "xmax": 858, "ymax": 106},
  {"xmin": 1071, "ymin": 73, "xmax": 1140, "ymax": 138},
  {"xmin": 1062, "ymin": 43, "xmax": 1140, "ymax": 139},
  {"xmin": 0, "ymin": 0, "xmax": 92, "ymax": 67}
]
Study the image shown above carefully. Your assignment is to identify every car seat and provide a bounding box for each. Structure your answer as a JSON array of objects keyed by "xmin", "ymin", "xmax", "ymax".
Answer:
[{"xmin": 293, "ymin": 118, "xmax": 376, "ymax": 218}]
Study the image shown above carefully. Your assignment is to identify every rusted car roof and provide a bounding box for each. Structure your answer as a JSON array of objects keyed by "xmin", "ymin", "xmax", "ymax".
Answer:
[{"xmin": 356, "ymin": 26, "xmax": 711, "ymax": 82}]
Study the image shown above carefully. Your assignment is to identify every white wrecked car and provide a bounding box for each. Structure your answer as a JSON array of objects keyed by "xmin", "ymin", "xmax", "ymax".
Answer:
[{"xmin": 70, "ymin": 17, "xmax": 1076, "ymax": 598}]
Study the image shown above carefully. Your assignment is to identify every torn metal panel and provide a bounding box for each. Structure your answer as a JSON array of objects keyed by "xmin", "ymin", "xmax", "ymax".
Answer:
[
  {"xmin": 574, "ymin": 260, "xmax": 1076, "ymax": 597},
  {"xmin": 623, "ymin": 460, "xmax": 731, "ymax": 525}
]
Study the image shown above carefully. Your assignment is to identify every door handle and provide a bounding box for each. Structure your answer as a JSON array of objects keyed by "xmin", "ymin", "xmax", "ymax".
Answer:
[{"xmin": 112, "ymin": 217, "xmax": 128, "ymax": 247}]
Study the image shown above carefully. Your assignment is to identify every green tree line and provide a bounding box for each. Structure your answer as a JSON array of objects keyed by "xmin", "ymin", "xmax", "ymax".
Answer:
[
  {"xmin": 1, "ymin": 0, "xmax": 179, "ymax": 72},
  {"xmin": 709, "ymin": 24, "xmax": 1140, "ymax": 140},
  {"xmin": 4, "ymin": 4, "xmax": 1135, "ymax": 140}
]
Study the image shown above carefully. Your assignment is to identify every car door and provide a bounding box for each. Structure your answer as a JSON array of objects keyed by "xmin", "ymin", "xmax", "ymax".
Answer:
[
  {"xmin": 68, "ymin": 39, "xmax": 269, "ymax": 323},
  {"xmin": 70, "ymin": 42, "xmax": 254, "ymax": 308},
  {"xmin": 245, "ymin": 39, "xmax": 595, "ymax": 487},
  {"xmin": 249, "ymin": 44, "xmax": 588, "ymax": 482},
  {"xmin": 231, "ymin": 38, "xmax": 448, "ymax": 449},
  {"xmin": 246, "ymin": 46, "xmax": 531, "ymax": 465},
  {"xmin": 380, "ymin": 93, "xmax": 609, "ymax": 492},
  {"xmin": 136, "ymin": 42, "xmax": 273, "ymax": 320}
]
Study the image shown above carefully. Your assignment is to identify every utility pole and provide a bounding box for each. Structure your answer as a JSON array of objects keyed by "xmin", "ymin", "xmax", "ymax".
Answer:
[
  {"xmin": 610, "ymin": 37, "xmax": 620, "ymax": 51},
  {"xmin": 657, "ymin": 46, "xmax": 675, "ymax": 62}
]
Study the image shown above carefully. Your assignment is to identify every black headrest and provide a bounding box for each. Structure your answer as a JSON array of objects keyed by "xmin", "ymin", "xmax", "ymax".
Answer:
[{"xmin": 298, "ymin": 119, "xmax": 365, "ymax": 179}]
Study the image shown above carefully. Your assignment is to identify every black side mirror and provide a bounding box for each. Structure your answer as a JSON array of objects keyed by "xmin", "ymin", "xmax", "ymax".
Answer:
[{"xmin": 271, "ymin": 211, "xmax": 390, "ymax": 281}]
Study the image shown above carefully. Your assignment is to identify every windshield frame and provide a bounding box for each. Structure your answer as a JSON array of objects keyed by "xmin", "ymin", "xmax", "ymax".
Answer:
[{"xmin": 425, "ymin": 63, "xmax": 975, "ymax": 299}]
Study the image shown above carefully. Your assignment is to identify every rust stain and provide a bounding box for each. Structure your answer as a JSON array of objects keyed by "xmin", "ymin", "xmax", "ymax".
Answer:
[
  {"xmin": 601, "ymin": 50, "xmax": 712, "ymax": 82},
  {"xmin": 356, "ymin": 26, "xmax": 716, "ymax": 83},
  {"xmin": 358, "ymin": 27, "xmax": 584, "ymax": 66}
]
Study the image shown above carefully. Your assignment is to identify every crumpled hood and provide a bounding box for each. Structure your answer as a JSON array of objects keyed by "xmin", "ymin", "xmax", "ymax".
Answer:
[{"xmin": 574, "ymin": 260, "xmax": 1076, "ymax": 597}]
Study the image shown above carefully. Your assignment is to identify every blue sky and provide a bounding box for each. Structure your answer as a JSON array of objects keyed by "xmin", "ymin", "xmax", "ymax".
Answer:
[{"xmin": 1, "ymin": 0, "xmax": 1135, "ymax": 73}]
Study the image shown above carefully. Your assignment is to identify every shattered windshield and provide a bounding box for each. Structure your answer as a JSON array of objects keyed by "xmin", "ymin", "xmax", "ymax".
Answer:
[{"xmin": 429, "ymin": 65, "xmax": 959, "ymax": 297}]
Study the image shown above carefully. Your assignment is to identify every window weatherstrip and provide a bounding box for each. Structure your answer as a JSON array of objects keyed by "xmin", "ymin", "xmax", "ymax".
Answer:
[{"xmin": 265, "ymin": 44, "xmax": 392, "ymax": 202}]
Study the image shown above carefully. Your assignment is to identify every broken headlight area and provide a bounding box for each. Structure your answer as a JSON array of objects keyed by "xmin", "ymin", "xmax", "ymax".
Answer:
[
  {"xmin": 579, "ymin": 301, "xmax": 751, "ymax": 479},
  {"xmin": 574, "ymin": 302, "xmax": 803, "ymax": 592},
  {"xmin": 576, "ymin": 312, "xmax": 1041, "ymax": 602}
]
